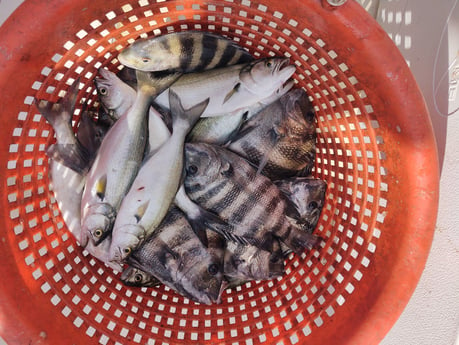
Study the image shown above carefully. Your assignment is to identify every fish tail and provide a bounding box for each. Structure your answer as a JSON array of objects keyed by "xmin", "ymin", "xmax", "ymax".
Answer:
[
  {"xmin": 136, "ymin": 70, "xmax": 182, "ymax": 98},
  {"xmin": 169, "ymin": 89, "xmax": 210, "ymax": 133},
  {"xmin": 46, "ymin": 143, "xmax": 90, "ymax": 174},
  {"xmin": 35, "ymin": 79, "xmax": 79, "ymax": 128}
]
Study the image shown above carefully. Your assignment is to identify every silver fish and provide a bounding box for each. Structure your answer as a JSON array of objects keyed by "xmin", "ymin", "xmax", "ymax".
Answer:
[
  {"xmin": 187, "ymin": 80, "xmax": 295, "ymax": 145},
  {"xmin": 95, "ymin": 69, "xmax": 229, "ymax": 248},
  {"xmin": 94, "ymin": 68, "xmax": 136, "ymax": 120},
  {"xmin": 94, "ymin": 68, "xmax": 171, "ymax": 154},
  {"xmin": 120, "ymin": 266, "xmax": 161, "ymax": 287},
  {"xmin": 109, "ymin": 91, "xmax": 209, "ymax": 263},
  {"xmin": 49, "ymin": 159, "xmax": 123, "ymax": 271},
  {"xmin": 118, "ymin": 31, "xmax": 253, "ymax": 73},
  {"xmin": 183, "ymin": 143, "xmax": 320, "ymax": 255},
  {"xmin": 224, "ymin": 239, "xmax": 284, "ymax": 286},
  {"xmin": 154, "ymin": 57, "xmax": 296, "ymax": 118},
  {"xmin": 275, "ymin": 177, "xmax": 327, "ymax": 232},
  {"xmin": 227, "ymin": 88, "xmax": 316, "ymax": 180},
  {"xmin": 126, "ymin": 207, "xmax": 225, "ymax": 305},
  {"xmin": 80, "ymin": 71, "xmax": 181, "ymax": 247}
]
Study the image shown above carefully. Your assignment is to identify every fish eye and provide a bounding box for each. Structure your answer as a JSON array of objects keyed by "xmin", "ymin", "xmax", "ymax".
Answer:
[
  {"xmin": 134, "ymin": 273, "xmax": 143, "ymax": 282},
  {"xmin": 266, "ymin": 60, "xmax": 273, "ymax": 68},
  {"xmin": 99, "ymin": 87, "xmax": 107, "ymax": 95},
  {"xmin": 142, "ymin": 57, "xmax": 151, "ymax": 63},
  {"xmin": 94, "ymin": 229, "xmax": 104, "ymax": 238},
  {"xmin": 123, "ymin": 247, "xmax": 132, "ymax": 255},
  {"xmin": 270, "ymin": 255, "xmax": 281, "ymax": 263},
  {"xmin": 207, "ymin": 264, "xmax": 219, "ymax": 276},
  {"xmin": 308, "ymin": 201, "xmax": 319, "ymax": 210},
  {"xmin": 187, "ymin": 164, "xmax": 198, "ymax": 175}
]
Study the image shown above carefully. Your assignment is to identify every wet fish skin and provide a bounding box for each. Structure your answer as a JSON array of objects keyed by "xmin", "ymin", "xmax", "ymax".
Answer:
[
  {"xmin": 224, "ymin": 239, "xmax": 284, "ymax": 284},
  {"xmin": 94, "ymin": 68, "xmax": 136, "ymax": 120},
  {"xmin": 126, "ymin": 207, "xmax": 225, "ymax": 305},
  {"xmin": 120, "ymin": 266, "xmax": 161, "ymax": 287},
  {"xmin": 80, "ymin": 70, "xmax": 181, "ymax": 247},
  {"xmin": 275, "ymin": 177, "xmax": 327, "ymax": 232},
  {"xmin": 109, "ymin": 90, "xmax": 209, "ymax": 263},
  {"xmin": 96, "ymin": 72, "xmax": 230, "ymax": 249},
  {"xmin": 48, "ymin": 160, "xmax": 122, "ymax": 271},
  {"xmin": 93, "ymin": 68, "xmax": 172, "ymax": 154},
  {"xmin": 227, "ymin": 88, "xmax": 317, "ymax": 180},
  {"xmin": 183, "ymin": 143, "xmax": 319, "ymax": 255},
  {"xmin": 118, "ymin": 31, "xmax": 253, "ymax": 73},
  {"xmin": 154, "ymin": 57, "xmax": 296, "ymax": 118}
]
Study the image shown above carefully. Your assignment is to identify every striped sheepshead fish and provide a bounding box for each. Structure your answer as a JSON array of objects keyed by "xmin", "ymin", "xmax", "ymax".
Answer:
[
  {"xmin": 275, "ymin": 177, "xmax": 327, "ymax": 232},
  {"xmin": 118, "ymin": 31, "xmax": 254, "ymax": 73},
  {"xmin": 126, "ymin": 207, "xmax": 226, "ymax": 305},
  {"xmin": 227, "ymin": 88, "xmax": 317, "ymax": 180},
  {"xmin": 183, "ymin": 143, "xmax": 320, "ymax": 256}
]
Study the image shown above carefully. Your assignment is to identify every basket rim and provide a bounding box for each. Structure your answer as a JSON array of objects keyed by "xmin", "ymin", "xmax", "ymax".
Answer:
[{"xmin": 0, "ymin": 0, "xmax": 439, "ymax": 344}]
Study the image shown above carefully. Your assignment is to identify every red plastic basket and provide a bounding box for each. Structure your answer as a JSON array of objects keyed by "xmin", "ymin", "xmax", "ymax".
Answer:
[{"xmin": 0, "ymin": 0, "xmax": 439, "ymax": 344}]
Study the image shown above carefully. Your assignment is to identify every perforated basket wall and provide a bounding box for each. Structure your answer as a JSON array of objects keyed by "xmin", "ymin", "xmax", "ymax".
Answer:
[{"xmin": 0, "ymin": 1, "xmax": 439, "ymax": 344}]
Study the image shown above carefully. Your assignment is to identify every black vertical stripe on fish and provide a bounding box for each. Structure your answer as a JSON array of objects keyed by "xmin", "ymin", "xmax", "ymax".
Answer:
[
  {"xmin": 159, "ymin": 36, "xmax": 171, "ymax": 54},
  {"xmin": 231, "ymin": 179, "xmax": 272, "ymax": 225},
  {"xmin": 207, "ymin": 181, "xmax": 242, "ymax": 215},
  {"xmin": 189, "ymin": 179, "xmax": 229, "ymax": 205},
  {"xmin": 179, "ymin": 34, "xmax": 195, "ymax": 71},
  {"xmin": 216, "ymin": 44, "xmax": 237, "ymax": 68},
  {"xmin": 196, "ymin": 34, "xmax": 218, "ymax": 71}
]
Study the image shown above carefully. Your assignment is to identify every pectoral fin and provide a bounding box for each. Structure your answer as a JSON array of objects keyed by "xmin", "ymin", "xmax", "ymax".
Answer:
[
  {"xmin": 134, "ymin": 201, "xmax": 150, "ymax": 223},
  {"xmin": 223, "ymin": 82, "xmax": 241, "ymax": 104},
  {"xmin": 95, "ymin": 174, "xmax": 107, "ymax": 201}
]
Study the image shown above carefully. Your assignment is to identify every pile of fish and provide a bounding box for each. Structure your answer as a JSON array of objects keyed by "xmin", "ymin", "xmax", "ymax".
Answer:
[{"xmin": 37, "ymin": 31, "xmax": 327, "ymax": 305}]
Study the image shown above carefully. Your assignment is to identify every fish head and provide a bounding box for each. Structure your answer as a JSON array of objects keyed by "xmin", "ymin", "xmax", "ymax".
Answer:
[
  {"xmin": 240, "ymin": 57, "xmax": 296, "ymax": 96},
  {"xmin": 118, "ymin": 38, "xmax": 181, "ymax": 72},
  {"xmin": 109, "ymin": 224, "xmax": 146, "ymax": 263},
  {"xmin": 94, "ymin": 69, "xmax": 135, "ymax": 117},
  {"xmin": 282, "ymin": 178, "xmax": 327, "ymax": 230},
  {"xmin": 162, "ymin": 230, "xmax": 225, "ymax": 305},
  {"xmin": 184, "ymin": 143, "xmax": 227, "ymax": 186},
  {"xmin": 174, "ymin": 249, "xmax": 225, "ymax": 305},
  {"xmin": 81, "ymin": 203, "xmax": 116, "ymax": 246},
  {"xmin": 120, "ymin": 266, "xmax": 160, "ymax": 287},
  {"xmin": 224, "ymin": 242, "xmax": 284, "ymax": 282},
  {"xmin": 280, "ymin": 89, "xmax": 316, "ymax": 133}
]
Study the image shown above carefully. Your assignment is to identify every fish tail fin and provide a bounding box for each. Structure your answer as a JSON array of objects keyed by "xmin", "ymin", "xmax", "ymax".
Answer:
[
  {"xmin": 61, "ymin": 79, "xmax": 80, "ymax": 120},
  {"xmin": 35, "ymin": 79, "xmax": 79, "ymax": 128},
  {"xmin": 169, "ymin": 89, "xmax": 210, "ymax": 133},
  {"xmin": 280, "ymin": 225, "xmax": 322, "ymax": 256},
  {"xmin": 136, "ymin": 70, "xmax": 182, "ymax": 98},
  {"xmin": 46, "ymin": 143, "xmax": 90, "ymax": 174}
]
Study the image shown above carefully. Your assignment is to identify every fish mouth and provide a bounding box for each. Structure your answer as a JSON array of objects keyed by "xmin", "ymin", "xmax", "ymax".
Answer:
[{"xmin": 275, "ymin": 59, "xmax": 296, "ymax": 81}]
